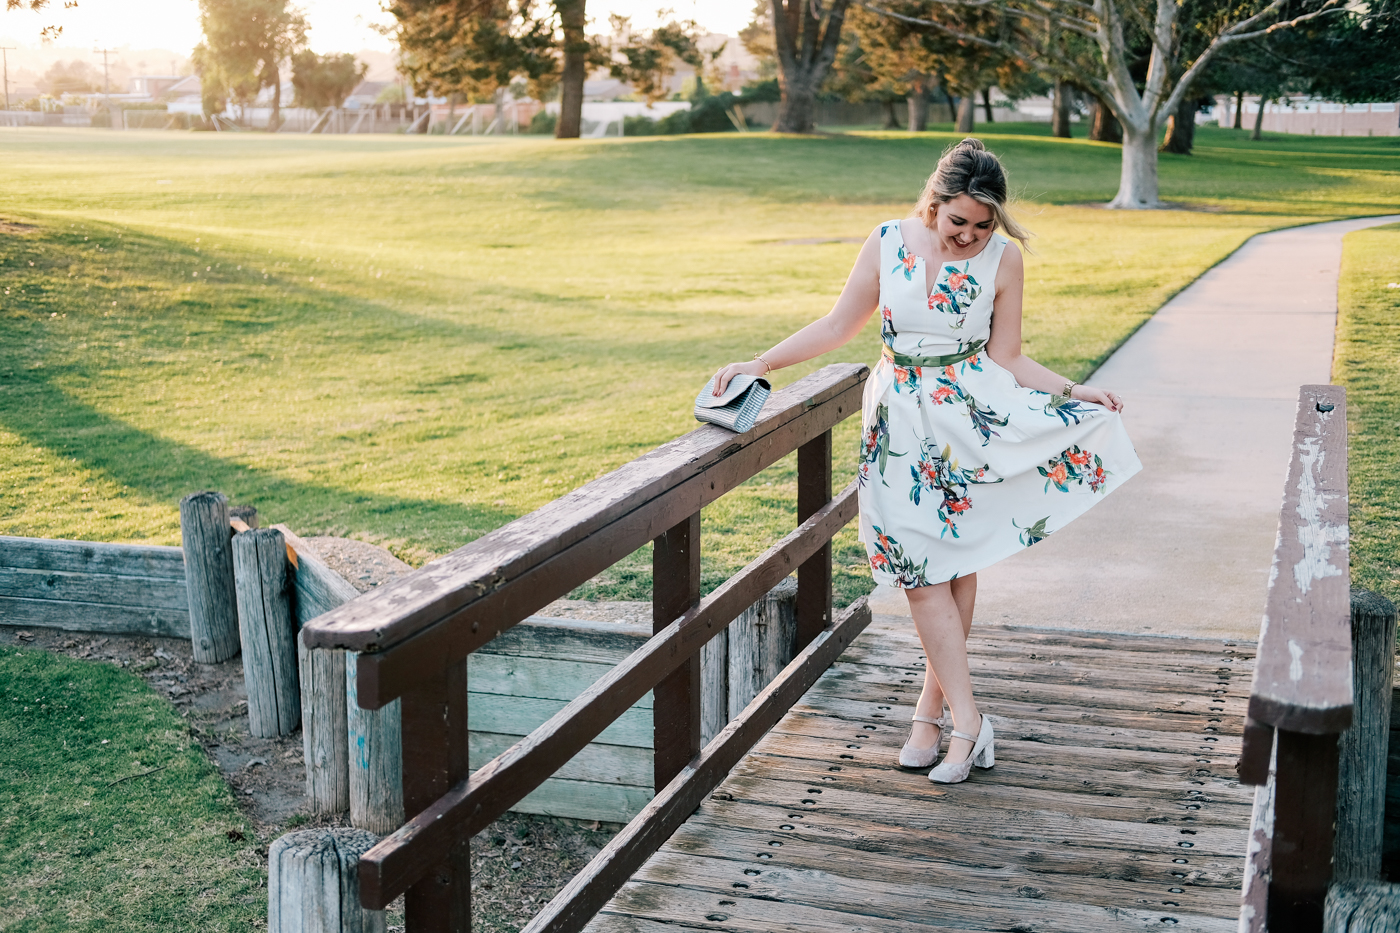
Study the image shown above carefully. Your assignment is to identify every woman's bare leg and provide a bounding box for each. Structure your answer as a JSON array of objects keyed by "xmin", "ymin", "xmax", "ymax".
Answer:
[{"xmin": 905, "ymin": 574, "xmax": 980, "ymax": 763}]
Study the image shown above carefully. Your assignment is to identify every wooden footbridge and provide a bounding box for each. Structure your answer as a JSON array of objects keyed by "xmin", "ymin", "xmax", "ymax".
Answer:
[
  {"xmin": 587, "ymin": 618, "xmax": 1255, "ymax": 932},
  {"xmin": 301, "ymin": 367, "xmax": 1392, "ymax": 933}
]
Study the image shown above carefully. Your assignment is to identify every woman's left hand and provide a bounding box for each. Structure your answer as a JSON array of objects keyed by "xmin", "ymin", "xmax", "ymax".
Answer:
[{"xmin": 1073, "ymin": 384, "xmax": 1124, "ymax": 413}]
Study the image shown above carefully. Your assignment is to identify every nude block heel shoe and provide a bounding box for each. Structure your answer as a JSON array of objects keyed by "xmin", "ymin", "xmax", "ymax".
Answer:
[
  {"xmin": 898, "ymin": 714, "xmax": 946, "ymax": 769},
  {"xmin": 927, "ymin": 714, "xmax": 994, "ymax": 784}
]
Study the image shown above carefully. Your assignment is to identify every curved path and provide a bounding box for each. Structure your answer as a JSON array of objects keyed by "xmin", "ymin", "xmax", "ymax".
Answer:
[{"xmin": 870, "ymin": 214, "xmax": 1400, "ymax": 638}]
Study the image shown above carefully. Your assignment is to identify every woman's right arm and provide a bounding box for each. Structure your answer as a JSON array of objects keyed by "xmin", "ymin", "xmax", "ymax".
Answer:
[{"xmin": 712, "ymin": 228, "xmax": 882, "ymax": 395}]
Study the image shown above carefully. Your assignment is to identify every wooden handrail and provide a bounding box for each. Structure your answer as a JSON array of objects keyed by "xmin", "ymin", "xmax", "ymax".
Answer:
[
  {"xmin": 356, "ymin": 481, "xmax": 860, "ymax": 908},
  {"xmin": 301, "ymin": 363, "xmax": 867, "ymax": 709},
  {"xmin": 292, "ymin": 362, "xmax": 870, "ymax": 930},
  {"xmin": 1238, "ymin": 384, "xmax": 1353, "ymax": 933},
  {"xmin": 1245, "ymin": 384, "xmax": 1353, "ymax": 735}
]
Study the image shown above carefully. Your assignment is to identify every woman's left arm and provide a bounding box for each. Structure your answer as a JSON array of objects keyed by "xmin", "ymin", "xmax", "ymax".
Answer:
[{"xmin": 983, "ymin": 245, "xmax": 1124, "ymax": 413}]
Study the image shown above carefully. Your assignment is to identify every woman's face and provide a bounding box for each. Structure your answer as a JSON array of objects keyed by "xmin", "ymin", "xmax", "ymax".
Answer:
[{"xmin": 932, "ymin": 193, "xmax": 996, "ymax": 256}]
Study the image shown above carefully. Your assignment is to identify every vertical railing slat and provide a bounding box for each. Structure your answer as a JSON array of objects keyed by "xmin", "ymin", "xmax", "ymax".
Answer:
[{"xmin": 652, "ymin": 512, "xmax": 702, "ymax": 788}]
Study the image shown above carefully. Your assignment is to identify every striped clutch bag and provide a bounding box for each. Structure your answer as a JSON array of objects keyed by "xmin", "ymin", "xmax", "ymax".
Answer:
[{"xmin": 694, "ymin": 374, "xmax": 772, "ymax": 433}]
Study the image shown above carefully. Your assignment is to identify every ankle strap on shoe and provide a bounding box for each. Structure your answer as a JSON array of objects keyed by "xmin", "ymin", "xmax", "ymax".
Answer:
[
  {"xmin": 911, "ymin": 714, "xmax": 945, "ymax": 726},
  {"xmin": 949, "ymin": 729, "xmax": 978, "ymax": 742}
]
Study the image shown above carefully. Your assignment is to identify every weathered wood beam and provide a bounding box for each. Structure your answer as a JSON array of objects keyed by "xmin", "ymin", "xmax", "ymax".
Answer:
[{"xmin": 1246, "ymin": 385, "xmax": 1352, "ymax": 734}]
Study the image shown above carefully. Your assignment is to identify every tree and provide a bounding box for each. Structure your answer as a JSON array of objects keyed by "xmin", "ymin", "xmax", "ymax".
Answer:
[
  {"xmin": 40, "ymin": 60, "xmax": 97, "ymax": 96},
  {"xmin": 291, "ymin": 51, "xmax": 368, "ymax": 110},
  {"xmin": 770, "ymin": 0, "xmax": 853, "ymax": 132},
  {"xmin": 847, "ymin": 1, "xmax": 1036, "ymax": 134},
  {"xmin": 739, "ymin": 0, "xmax": 779, "ymax": 80},
  {"xmin": 196, "ymin": 0, "xmax": 307, "ymax": 129},
  {"xmin": 6, "ymin": 0, "xmax": 63, "ymax": 41},
  {"xmin": 386, "ymin": 0, "xmax": 590, "ymax": 139},
  {"xmin": 861, "ymin": 0, "xmax": 1349, "ymax": 208},
  {"xmin": 599, "ymin": 14, "xmax": 712, "ymax": 103},
  {"xmin": 825, "ymin": 29, "xmax": 910, "ymax": 129}
]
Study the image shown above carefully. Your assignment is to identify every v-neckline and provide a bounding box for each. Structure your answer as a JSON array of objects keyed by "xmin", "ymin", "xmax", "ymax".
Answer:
[{"xmin": 897, "ymin": 219, "xmax": 994, "ymax": 300}]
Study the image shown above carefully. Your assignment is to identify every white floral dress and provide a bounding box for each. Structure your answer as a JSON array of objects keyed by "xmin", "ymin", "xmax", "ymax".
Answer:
[{"xmin": 857, "ymin": 220, "xmax": 1142, "ymax": 587}]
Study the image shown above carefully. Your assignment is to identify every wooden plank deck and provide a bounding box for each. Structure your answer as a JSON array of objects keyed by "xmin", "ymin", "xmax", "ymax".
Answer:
[{"xmin": 585, "ymin": 615, "xmax": 1256, "ymax": 933}]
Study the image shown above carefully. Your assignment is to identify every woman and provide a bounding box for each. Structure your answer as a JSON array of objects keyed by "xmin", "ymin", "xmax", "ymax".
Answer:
[{"xmin": 711, "ymin": 138, "xmax": 1140, "ymax": 784}]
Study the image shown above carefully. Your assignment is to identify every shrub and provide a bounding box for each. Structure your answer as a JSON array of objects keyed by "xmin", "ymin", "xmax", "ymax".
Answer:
[
  {"xmin": 656, "ymin": 109, "xmax": 691, "ymax": 134},
  {"xmin": 739, "ymin": 79, "xmax": 780, "ymax": 103},
  {"xmin": 528, "ymin": 110, "xmax": 557, "ymax": 135},
  {"xmin": 623, "ymin": 115, "xmax": 658, "ymax": 136}
]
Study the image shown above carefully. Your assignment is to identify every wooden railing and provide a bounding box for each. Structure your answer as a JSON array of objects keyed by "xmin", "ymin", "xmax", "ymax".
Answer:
[
  {"xmin": 301, "ymin": 363, "xmax": 873, "ymax": 932},
  {"xmin": 1238, "ymin": 385, "xmax": 1353, "ymax": 933}
]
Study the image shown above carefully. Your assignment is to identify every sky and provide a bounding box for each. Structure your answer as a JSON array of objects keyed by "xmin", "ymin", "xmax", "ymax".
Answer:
[{"xmin": 0, "ymin": 0, "xmax": 757, "ymax": 58}]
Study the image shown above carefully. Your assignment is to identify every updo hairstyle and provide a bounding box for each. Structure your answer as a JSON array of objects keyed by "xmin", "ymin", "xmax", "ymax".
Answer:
[{"xmin": 913, "ymin": 138, "xmax": 1033, "ymax": 248}]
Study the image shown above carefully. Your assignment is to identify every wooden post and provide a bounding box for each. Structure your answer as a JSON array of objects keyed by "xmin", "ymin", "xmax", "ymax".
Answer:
[
  {"xmin": 1324, "ymin": 882, "xmax": 1400, "ymax": 932},
  {"xmin": 727, "ymin": 578, "xmax": 798, "ymax": 720},
  {"xmin": 653, "ymin": 511, "xmax": 701, "ymax": 789},
  {"xmin": 701, "ymin": 578, "xmax": 798, "ymax": 745},
  {"xmin": 399, "ymin": 658, "xmax": 470, "ymax": 931},
  {"xmin": 234, "ymin": 528, "xmax": 301, "ymax": 737},
  {"xmin": 229, "ymin": 504, "xmax": 259, "ymax": 529},
  {"xmin": 180, "ymin": 491, "xmax": 241, "ymax": 663},
  {"xmin": 699, "ymin": 627, "xmax": 727, "ymax": 747},
  {"xmin": 300, "ymin": 644, "xmax": 348, "ymax": 812},
  {"xmin": 1335, "ymin": 588, "xmax": 1397, "ymax": 881},
  {"xmin": 796, "ymin": 430, "xmax": 833, "ymax": 651},
  {"xmin": 347, "ymin": 653, "xmax": 403, "ymax": 835},
  {"xmin": 1271, "ymin": 729, "xmax": 1342, "ymax": 933},
  {"xmin": 280, "ymin": 524, "xmax": 359, "ymax": 814},
  {"xmin": 268, "ymin": 828, "xmax": 387, "ymax": 933}
]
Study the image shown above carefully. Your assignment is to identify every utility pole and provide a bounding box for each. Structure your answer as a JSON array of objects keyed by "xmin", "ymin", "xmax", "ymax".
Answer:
[
  {"xmin": 95, "ymin": 46, "xmax": 114, "ymax": 127},
  {"xmin": 1, "ymin": 47, "xmax": 14, "ymax": 112}
]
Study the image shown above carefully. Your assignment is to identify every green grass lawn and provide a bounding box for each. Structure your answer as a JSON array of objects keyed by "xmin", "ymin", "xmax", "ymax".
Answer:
[
  {"xmin": 1, "ymin": 124, "xmax": 1397, "ymax": 605},
  {"xmin": 1336, "ymin": 223, "xmax": 1400, "ymax": 606},
  {"xmin": 0, "ymin": 646, "xmax": 260, "ymax": 931}
]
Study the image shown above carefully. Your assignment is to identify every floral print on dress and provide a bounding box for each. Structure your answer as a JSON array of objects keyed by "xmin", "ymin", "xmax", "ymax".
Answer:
[
  {"xmin": 858, "ymin": 403, "xmax": 906, "ymax": 488},
  {"xmin": 892, "ymin": 243, "xmax": 919, "ymax": 280},
  {"xmin": 880, "ymin": 304, "xmax": 897, "ymax": 346},
  {"xmin": 1014, "ymin": 516, "xmax": 1051, "ymax": 547},
  {"xmin": 1039, "ymin": 445, "xmax": 1110, "ymax": 493},
  {"xmin": 928, "ymin": 263, "xmax": 982, "ymax": 330},
  {"xmin": 1038, "ymin": 393, "xmax": 1095, "ymax": 426},
  {"xmin": 869, "ymin": 524, "xmax": 930, "ymax": 587},
  {"xmin": 893, "ymin": 363, "xmax": 921, "ymax": 395},
  {"xmin": 909, "ymin": 439, "xmax": 999, "ymax": 539},
  {"xmin": 929, "ymin": 364, "xmax": 1009, "ymax": 445}
]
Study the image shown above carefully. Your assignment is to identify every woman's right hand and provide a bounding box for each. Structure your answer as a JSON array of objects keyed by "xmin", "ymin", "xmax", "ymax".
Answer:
[{"xmin": 711, "ymin": 360, "xmax": 770, "ymax": 397}]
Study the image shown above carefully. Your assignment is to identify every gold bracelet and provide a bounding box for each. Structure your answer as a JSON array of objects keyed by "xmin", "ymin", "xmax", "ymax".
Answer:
[
  {"xmin": 754, "ymin": 353, "xmax": 773, "ymax": 374},
  {"xmin": 1062, "ymin": 381, "xmax": 1077, "ymax": 398}
]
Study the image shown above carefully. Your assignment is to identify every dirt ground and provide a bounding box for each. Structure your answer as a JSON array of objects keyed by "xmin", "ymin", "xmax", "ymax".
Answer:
[{"xmin": 1, "ymin": 535, "xmax": 630, "ymax": 933}]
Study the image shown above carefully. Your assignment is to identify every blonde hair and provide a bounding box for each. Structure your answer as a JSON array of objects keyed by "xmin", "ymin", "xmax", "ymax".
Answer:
[{"xmin": 912, "ymin": 137, "xmax": 1033, "ymax": 250}]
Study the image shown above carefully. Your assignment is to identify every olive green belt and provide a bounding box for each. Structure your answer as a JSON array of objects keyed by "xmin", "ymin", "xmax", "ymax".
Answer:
[{"xmin": 881, "ymin": 339, "xmax": 985, "ymax": 368}]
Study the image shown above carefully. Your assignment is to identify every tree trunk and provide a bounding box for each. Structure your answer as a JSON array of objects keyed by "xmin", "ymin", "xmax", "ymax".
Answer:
[
  {"xmin": 981, "ymin": 88, "xmax": 994, "ymax": 123},
  {"xmin": 1089, "ymin": 96, "xmax": 1122, "ymax": 143},
  {"xmin": 269, "ymin": 65, "xmax": 281, "ymax": 132},
  {"xmin": 1051, "ymin": 80, "xmax": 1072, "ymax": 138},
  {"xmin": 771, "ymin": 0, "xmax": 851, "ymax": 133},
  {"xmin": 1233, "ymin": 90, "xmax": 1244, "ymax": 129},
  {"xmin": 882, "ymin": 99, "xmax": 901, "ymax": 130},
  {"xmin": 1160, "ymin": 93, "xmax": 1197, "ymax": 154},
  {"xmin": 1108, "ymin": 125, "xmax": 1161, "ymax": 208},
  {"xmin": 906, "ymin": 92, "xmax": 926, "ymax": 131},
  {"xmin": 1251, "ymin": 96, "xmax": 1266, "ymax": 140},
  {"xmin": 955, "ymin": 94, "xmax": 974, "ymax": 133},
  {"xmin": 555, "ymin": 0, "xmax": 587, "ymax": 139}
]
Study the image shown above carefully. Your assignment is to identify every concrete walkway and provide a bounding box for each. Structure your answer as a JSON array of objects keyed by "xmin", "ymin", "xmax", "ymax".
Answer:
[{"xmin": 869, "ymin": 214, "xmax": 1400, "ymax": 638}]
